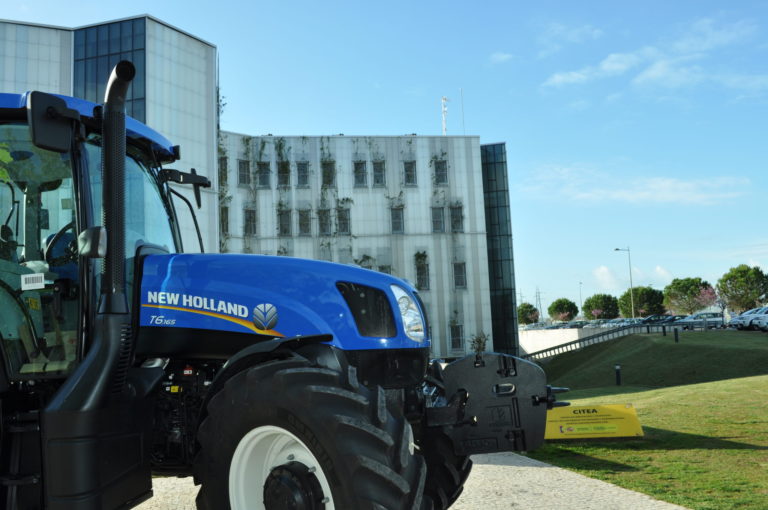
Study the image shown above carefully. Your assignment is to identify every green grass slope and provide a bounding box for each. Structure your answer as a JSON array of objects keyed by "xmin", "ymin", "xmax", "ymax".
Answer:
[
  {"xmin": 528, "ymin": 375, "xmax": 768, "ymax": 510},
  {"xmin": 526, "ymin": 331, "xmax": 768, "ymax": 510},
  {"xmin": 542, "ymin": 330, "xmax": 768, "ymax": 391}
]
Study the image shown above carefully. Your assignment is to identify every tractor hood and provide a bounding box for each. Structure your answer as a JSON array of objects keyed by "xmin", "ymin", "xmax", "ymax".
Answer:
[{"xmin": 136, "ymin": 253, "xmax": 430, "ymax": 357}]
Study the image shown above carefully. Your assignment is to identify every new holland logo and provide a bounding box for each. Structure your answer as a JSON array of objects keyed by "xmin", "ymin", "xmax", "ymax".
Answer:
[{"xmin": 253, "ymin": 303, "xmax": 279, "ymax": 330}]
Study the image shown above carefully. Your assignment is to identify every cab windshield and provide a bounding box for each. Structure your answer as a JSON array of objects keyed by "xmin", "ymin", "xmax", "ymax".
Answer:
[{"xmin": 0, "ymin": 123, "xmax": 79, "ymax": 378}]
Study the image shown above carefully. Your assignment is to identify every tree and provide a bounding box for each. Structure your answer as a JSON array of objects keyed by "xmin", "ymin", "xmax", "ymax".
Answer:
[
  {"xmin": 582, "ymin": 294, "xmax": 619, "ymax": 320},
  {"xmin": 618, "ymin": 286, "xmax": 664, "ymax": 317},
  {"xmin": 548, "ymin": 298, "xmax": 578, "ymax": 322},
  {"xmin": 517, "ymin": 302, "xmax": 539, "ymax": 325},
  {"xmin": 717, "ymin": 264, "xmax": 768, "ymax": 313},
  {"xmin": 663, "ymin": 277, "xmax": 716, "ymax": 314}
]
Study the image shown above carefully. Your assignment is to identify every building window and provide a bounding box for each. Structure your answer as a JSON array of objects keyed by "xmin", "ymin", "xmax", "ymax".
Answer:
[
  {"xmin": 416, "ymin": 263, "xmax": 430, "ymax": 291},
  {"xmin": 433, "ymin": 160, "xmax": 448, "ymax": 185},
  {"xmin": 278, "ymin": 210, "xmax": 292, "ymax": 236},
  {"xmin": 378, "ymin": 265, "xmax": 391, "ymax": 274},
  {"xmin": 403, "ymin": 161, "xmax": 417, "ymax": 186},
  {"xmin": 321, "ymin": 161, "xmax": 336, "ymax": 187},
  {"xmin": 257, "ymin": 162, "xmax": 271, "ymax": 188},
  {"xmin": 220, "ymin": 206, "xmax": 229, "ymax": 235},
  {"xmin": 318, "ymin": 209, "xmax": 331, "ymax": 236},
  {"xmin": 373, "ymin": 161, "xmax": 386, "ymax": 187},
  {"xmin": 450, "ymin": 324, "xmax": 464, "ymax": 350},
  {"xmin": 450, "ymin": 205, "xmax": 464, "ymax": 232},
  {"xmin": 277, "ymin": 161, "xmax": 290, "ymax": 188},
  {"xmin": 244, "ymin": 208, "xmax": 257, "ymax": 236},
  {"xmin": 390, "ymin": 207, "xmax": 404, "ymax": 234},
  {"xmin": 298, "ymin": 209, "xmax": 311, "ymax": 236},
  {"xmin": 431, "ymin": 207, "xmax": 445, "ymax": 233},
  {"xmin": 218, "ymin": 157, "xmax": 228, "ymax": 187},
  {"xmin": 353, "ymin": 161, "xmax": 367, "ymax": 187},
  {"xmin": 453, "ymin": 262, "xmax": 467, "ymax": 289},
  {"xmin": 337, "ymin": 208, "xmax": 351, "ymax": 235},
  {"xmin": 238, "ymin": 160, "xmax": 250, "ymax": 186},
  {"xmin": 297, "ymin": 162, "xmax": 309, "ymax": 187}
]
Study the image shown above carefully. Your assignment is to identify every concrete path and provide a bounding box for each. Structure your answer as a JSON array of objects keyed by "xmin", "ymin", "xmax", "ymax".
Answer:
[{"xmin": 137, "ymin": 452, "xmax": 689, "ymax": 510}]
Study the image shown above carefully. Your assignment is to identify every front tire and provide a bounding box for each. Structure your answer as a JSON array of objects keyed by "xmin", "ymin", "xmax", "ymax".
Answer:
[
  {"xmin": 194, "ymin": 354, "xmax": 426, "ymax": 510},
  {"xmin": 419, "ymin": 433, "xmax": 472, "ymax": 510}
]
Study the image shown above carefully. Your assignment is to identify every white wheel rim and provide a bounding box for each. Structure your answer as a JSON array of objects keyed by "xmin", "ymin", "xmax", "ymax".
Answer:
[{"xmin": 229, "ymin": 425, "xmax": 335, "ymax": 510}]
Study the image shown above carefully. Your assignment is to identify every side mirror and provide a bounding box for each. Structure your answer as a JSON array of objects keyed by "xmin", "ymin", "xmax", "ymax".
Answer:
[
  {"xmin": 78, "ymin": 226, "xmax": 107, "ymax": 258},
  {"xmin": 27, "ymin": 92, "xmax": 80, "ymax": 153}
]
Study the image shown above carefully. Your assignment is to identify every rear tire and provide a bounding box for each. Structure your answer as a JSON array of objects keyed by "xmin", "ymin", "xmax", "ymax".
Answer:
[
  {"xmin": 194, "ymin": 354, "xmax": 426, "ymax": 510},
  {"xmin": 419, "ymin": 433, "xmax": 473, "ymax": 510}
]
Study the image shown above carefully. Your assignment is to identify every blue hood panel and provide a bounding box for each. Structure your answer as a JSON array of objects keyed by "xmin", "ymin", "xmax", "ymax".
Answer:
[{"xmin": 139, "ymin": 253, "xmax": 429, "ymax": 351}]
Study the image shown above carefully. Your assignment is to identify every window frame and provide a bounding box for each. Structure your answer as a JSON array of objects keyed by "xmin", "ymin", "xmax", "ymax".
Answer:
[
  {"xmin": 390, "ymin": 207, "xmax": 404, "ymax": 234},
  {"xmin": 237, "ymin": 159, "xmax": 250, "ymax": 186}
]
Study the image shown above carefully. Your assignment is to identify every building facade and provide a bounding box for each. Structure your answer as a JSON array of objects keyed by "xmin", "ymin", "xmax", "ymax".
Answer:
[
  {"xmin": 0, "ymin": 16, "xmax": 218, "ymax": 252},
  {"xmin": 1, "ymin": 15, "xmax": 520, "ymax": 357},
  {"xmin": 217, "ymin": 133, "xmax": 518, "ymax": 358}
]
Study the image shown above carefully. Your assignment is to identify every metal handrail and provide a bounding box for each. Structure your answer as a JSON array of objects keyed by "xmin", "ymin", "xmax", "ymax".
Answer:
[{"xmin": 521, "ymin": 323, "xmax": 684, "ymax": 361}]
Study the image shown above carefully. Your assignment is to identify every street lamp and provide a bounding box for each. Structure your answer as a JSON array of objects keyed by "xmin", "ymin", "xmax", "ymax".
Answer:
[
  {"xmin": 579, "ymin": 281, "xmax": 583, "ymax": 318},
  {"xmin": 614, "ymin": 247, "xmax": 635, "ymax": 318}
]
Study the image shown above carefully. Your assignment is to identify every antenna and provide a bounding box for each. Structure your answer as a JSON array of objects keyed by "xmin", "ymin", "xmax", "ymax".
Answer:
[
  {"xmin": 460, "ymin": 88, "xmax": 465, "ymax": 135},
  {"xmin": 441, "ymin": 96, "xmax": 448, "ymax": 135}
]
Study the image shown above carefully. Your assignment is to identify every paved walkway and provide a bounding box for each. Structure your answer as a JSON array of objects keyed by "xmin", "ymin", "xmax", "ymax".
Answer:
[{"xmin": 137, "ymin": 452, "xmax": 690, "ymax": 510}]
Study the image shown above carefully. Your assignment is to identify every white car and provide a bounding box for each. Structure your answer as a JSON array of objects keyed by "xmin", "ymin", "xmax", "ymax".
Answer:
[
  {"xmin": 729, "ymin": 307, "xmax": 768, "ymax": 330},
  {"xmin": 752, "ymin": 314, "xmax": 768, "ymax": 331},
  {"xmin": 745, "ymin": 308, "xmax": 768, "ymax": 331}
]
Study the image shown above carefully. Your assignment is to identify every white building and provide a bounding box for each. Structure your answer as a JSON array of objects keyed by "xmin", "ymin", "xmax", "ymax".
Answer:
[
  {"xmin": 1, "ymin": 15, "xmax": 520, "ymax": 357},
  {"xmin": 0, "ymin": 16, "xmax": 218, "ymax": 252},
  {"xmin": 217, "ymin": 133, "xmax": 513, "ymax": 358}
]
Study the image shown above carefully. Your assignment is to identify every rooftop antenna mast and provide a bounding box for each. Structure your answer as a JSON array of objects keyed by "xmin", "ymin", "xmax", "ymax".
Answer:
[{"xmin": 441, "ymin": 96, "xmax": 449, "ymax": 135}]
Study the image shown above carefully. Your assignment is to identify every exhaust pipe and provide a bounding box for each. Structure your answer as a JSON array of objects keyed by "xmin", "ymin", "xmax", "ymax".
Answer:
[{"xmin": 101, "ymin": 60, "xmax": 135, "ymax": 312}]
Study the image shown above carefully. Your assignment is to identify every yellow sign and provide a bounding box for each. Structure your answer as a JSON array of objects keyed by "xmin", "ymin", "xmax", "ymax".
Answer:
[{"xmin": 545, "ymin": 404, "xmax": 644, "ymax": 439}]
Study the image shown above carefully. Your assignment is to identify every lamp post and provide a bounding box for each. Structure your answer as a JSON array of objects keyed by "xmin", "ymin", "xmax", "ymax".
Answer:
[
  {"xmin": 614, "ymin": 247, "xmax": 635, "ymax": 318},
  {"xmin": 579, "ymin": 281, "xmax": 583, "ymax": 318}
]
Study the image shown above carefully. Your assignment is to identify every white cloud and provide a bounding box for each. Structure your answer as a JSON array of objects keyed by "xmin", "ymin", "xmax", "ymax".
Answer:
[
  {"xmin": 594, "ymin": 265, "xmax": 620, "ymax": 291},
  {"xmin": 542, "ymin": 17, "xmax": 766, "ymax": 94},
  {"xmin": 671, "ymin": 18, "xmax": 757, "ymax": 54},
  {"xmin": 519, "ymin": 164, "xmax": 749, "ymax": 205},
  {"xmin": 543, "ymin": 49, "xmax": 653, "ymax": 87},
  {"xmin": 632, "ymin": 56, "xmax": 705, "ymax": 88},
  {"xmin": 538, "ymin": 22, "xmax": 603, "ymax": 58},
  {"xmin": 489, "ymin": 51, "xmax": 514, "ymax": 64}
]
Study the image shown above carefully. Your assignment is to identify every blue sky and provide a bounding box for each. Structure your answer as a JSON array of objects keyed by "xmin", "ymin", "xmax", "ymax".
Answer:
[{"xmin": 7, "ymin": 1, "xmax": 768, "ymax": 315}]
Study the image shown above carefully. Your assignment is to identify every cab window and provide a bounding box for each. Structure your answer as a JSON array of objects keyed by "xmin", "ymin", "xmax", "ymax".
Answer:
[{"xmin": 84, "ymin": 135, "xmax": 176, "ymax": 304}]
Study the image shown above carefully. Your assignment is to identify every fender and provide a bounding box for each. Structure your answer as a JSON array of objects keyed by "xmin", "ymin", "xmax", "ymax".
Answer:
[{"xmin": 195, "ymin": 334, "xmax": 334, "ymax": 428}]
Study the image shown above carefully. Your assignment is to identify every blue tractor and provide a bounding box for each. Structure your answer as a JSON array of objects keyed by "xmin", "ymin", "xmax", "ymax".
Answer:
[{"xmin": 0, "ymin": 62, "xmax": 565, "ymax": 510}]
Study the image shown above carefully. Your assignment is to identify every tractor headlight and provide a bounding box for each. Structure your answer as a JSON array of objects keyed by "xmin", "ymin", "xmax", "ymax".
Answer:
[{"xmin": 391, "ymin": 285, "xmax": 425, "ymax": 342}]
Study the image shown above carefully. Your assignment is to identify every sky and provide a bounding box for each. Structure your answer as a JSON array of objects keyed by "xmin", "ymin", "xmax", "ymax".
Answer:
[{"xmin": 6, "ymin": 0, "xmax": 768, "ymax": 315}]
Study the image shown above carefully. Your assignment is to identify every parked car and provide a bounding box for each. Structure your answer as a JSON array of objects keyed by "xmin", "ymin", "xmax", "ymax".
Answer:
[
  {"xmin": 601, "ymin": 318, "xmax": 627, "ymax": 328},
  {"xmin": 641, "ymin": 314, "xmax": 667, "ymax": 324},
  {"xmin": 659, "ymin": 315, "xmax": 688, "ymax": 324},
  {"xmin": 728, "ymin": 307, "xmax": 768, "ymax": 330},
  {"xmin": 565, "ymin": 320, "xmax": 589, "ymax": 328},
  {"xmin": 743, "ymin": 308, "xmax": 768, "ymax": 331},
  {"xmin": 752, "ymin": 313, "xmax": 768, "ymax": 332},
  {"xmin": 674, "ymin": 312, "xmax": 724, "ymax": 330},
  {"xmin": 584, "ymin": 319, "xmax": 608, "ymax": 328}
]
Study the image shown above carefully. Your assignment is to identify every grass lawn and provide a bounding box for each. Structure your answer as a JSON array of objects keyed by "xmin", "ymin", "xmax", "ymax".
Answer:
[{"xmin": 526, "ymin": 331, "xmax": 768, "ymax": 510}]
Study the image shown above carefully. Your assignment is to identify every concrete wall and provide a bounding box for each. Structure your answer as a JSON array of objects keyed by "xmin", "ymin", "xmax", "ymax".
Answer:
[{"xmin": 518, "ymin": 327, "xmax": 606, "ymax": 356}]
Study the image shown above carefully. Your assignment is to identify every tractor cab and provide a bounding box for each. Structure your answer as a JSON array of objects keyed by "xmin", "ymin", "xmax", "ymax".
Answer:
[{"xmin": 0, "ymin": 96, "xmax": 181, "ymax": 384}]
